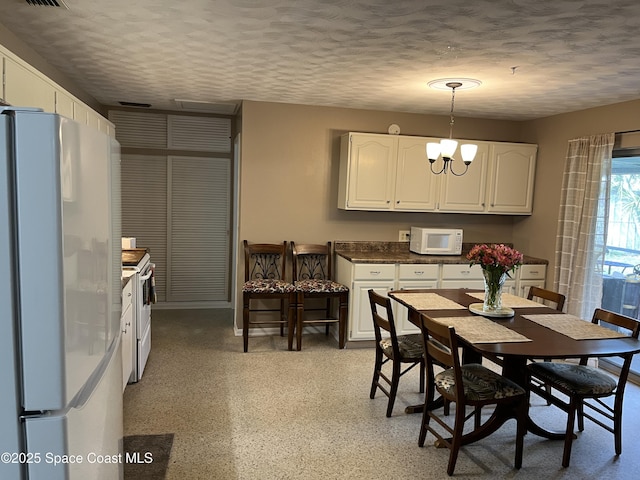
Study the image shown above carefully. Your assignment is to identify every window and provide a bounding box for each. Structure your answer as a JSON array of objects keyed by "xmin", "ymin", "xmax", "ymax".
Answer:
[{"xmin": 601, "ymin": 147, "xmax": 640, "ymax": 378}]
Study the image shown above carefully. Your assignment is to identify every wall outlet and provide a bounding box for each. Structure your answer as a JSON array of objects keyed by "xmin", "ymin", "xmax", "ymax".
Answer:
[{"xmin": 399, "ymin": 230, "xmax": 411, "ymax": 242}]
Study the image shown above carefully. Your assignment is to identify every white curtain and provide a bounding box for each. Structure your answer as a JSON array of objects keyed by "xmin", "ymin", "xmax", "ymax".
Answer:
[{"xmin": 554, "ymin": 133, "xmax": 614, "ymax": 318}]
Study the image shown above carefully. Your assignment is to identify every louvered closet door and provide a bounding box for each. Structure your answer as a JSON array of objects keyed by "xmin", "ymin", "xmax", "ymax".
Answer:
[
  {"xmin": 168, "ymin": 156, "xmax": 230, "ymax": 302},
  {"xmin": 121, "ymin": 154, "xmax": 168, "ymax": 302}
]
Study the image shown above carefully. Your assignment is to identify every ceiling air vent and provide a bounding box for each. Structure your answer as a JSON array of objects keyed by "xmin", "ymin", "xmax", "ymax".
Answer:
[
  {"xmin": 118, "ymin": 101, "xmax": 152, "ymax": 108},
  {"xmin": 25, "ymin": 0, "xmax": 69, "ymax": 7},
  {"xmin": 174, "ymin": 99, "xmax": 239, "ymax": 115}
]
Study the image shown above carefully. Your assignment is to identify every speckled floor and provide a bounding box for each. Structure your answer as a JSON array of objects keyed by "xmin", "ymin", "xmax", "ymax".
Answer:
[{"xmin": 124, "ymin": 309, "xmax": 640, "ymax": 479}]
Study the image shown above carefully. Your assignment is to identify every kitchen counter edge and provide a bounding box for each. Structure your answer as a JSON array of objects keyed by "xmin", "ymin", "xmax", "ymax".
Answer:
[{"xmin": 334, "ymin": 241, "xmax": 548, "ymax": 265}]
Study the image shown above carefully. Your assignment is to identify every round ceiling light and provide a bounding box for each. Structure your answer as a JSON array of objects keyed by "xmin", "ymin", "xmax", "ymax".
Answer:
[{"xmin": 427, "ymin": 78, "xmax": 482, "ymax": 91}]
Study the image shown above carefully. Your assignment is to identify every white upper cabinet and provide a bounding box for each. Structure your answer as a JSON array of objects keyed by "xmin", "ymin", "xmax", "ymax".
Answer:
[
  {"xmin": 54, "ymin": 90, "xmax": 75, "ymax": 119},
  {"xmin": 437, "ymin": 141, "xmax": 490, "ymax": 212},
  {"xmin": 3, "ymin": 55, "xmax": 56, "ymax": 112},
  {"xmin": 338, "ymin": 132, "xmax": 537, "ymax": 215},
  {"xmin": 1, "ymin": 44, "xmax": 113, "ymax": 136},
  {"xmin": 338, "ymin": 133, "xmax": 439, "ymax": 211},
  {"xmin": 338, "ymin": 133, "xmax": 397, "ymax": 210},
  {"xmin": 486, "ymin": 143, "xmax": 537, "ymax": 214},
  {"xmin": 395, "ymin": 136, "xmax": 439, "ymax": 211}
]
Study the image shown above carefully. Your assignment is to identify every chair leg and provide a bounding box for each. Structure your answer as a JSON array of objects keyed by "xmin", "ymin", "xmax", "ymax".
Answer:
[
  {"xmin": 324, "ymin": 298, "xmax": 331, "ymax": 336},
  {"xmin": 386, "ymin": 359, "xmax": 401, "ymax": 417},
  {"xmin": 370, "ymin": 349, "xmax": 383, "ymax": 399},
  {"xmin": 279, "ymin": 298, "xmax": 285, "ymax": 337},
  {"xmin": 447, "ymin": 399, "xmax": 467, "ymax": 476},
  {"xmin": 242, "ymin": 295, "xmax": 250, "ymax": 353},
  {"xmin": 614, "ymin": 393, "xmax": 624, "ymax": 455},
  {"xmin": 296, "ymin": 294, "xmax": 304, "ymax": 351},
  {"xmin": 339, "ymin": 293, "xmax": 348, "ymax": 349},
  {"xmin": 419, "ymin": 369, "xmax": 436, "ymax": 447},
  {"xmin": 287, "ymin": 297, "xmax": 297, "ymax": 351},
  {"xmin": 577, "ymin": 401, "xmax": 585, "ymax": 432},
  {"xmin": 562, "ymin": 400, "xmax": 578, "ymax": 467},
  {"xmin": 419, "ymin": 359, "xmax": 425, "ymax": 394}
]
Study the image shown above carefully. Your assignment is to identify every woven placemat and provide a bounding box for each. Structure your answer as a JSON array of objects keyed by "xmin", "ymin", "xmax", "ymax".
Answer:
[
  {"xmin": 431, "ymin": 316, "xmax": 532, "ymax": 344},
  {"xmin": 522, "ymin": 314, "xmax": 627, "ymax": 340},
  {"xmin": 467, "ymin": 292, "xmax": 547, "ymax": 308},
  {"xmin": 391, "ymin": 292, "xmax": 466, "ymax": 310}
]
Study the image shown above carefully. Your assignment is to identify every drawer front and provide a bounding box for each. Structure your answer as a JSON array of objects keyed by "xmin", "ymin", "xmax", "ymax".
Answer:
[
  {"xmin": 441, "ymin": 263, "xmax": 484, "ymax": 280},
  {"xmin": 519, "ymin": 264, "xmax": 546, "ymax": 280},
  {"xmin": 353, "ymin": 263, "xmax": 396, "ymax": 280},
  {"xmin": 398, "ymin": 264, "xmax": 439, "ymax": 280}
]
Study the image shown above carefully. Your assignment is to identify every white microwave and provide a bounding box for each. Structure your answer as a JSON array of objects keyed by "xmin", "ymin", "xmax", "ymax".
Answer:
[{"xmin": 409, "ymin": 227, "xmax": 463, "ymax": 255}]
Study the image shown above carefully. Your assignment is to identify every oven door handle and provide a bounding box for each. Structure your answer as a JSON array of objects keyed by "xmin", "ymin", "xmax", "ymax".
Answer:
[{"xmin": 139, "ymin": 270, "xmax": 153, "ymax": 281}]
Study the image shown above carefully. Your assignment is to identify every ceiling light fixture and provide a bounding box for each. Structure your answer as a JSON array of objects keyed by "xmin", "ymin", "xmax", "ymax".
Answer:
[{"xmin": 426, "ymin": 78, "xmax": 481, "ymax": 176}]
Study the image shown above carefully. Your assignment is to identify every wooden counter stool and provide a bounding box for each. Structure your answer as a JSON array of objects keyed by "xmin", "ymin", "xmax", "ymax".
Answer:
[
  {"xmin": 290, "ymin": 241, "xmax": 348, "ymax": 351},
  {"xmin": 242, "ymin": 241, "xmax": 295, "ymax": 352}
]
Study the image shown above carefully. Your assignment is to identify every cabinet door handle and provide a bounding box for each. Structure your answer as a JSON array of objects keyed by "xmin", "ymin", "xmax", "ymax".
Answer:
[
  {"xmin": 414, "ymin": 271, "xmax": 424, "ymax": 276},
  {"xmin": 461, "ymin": 270, "xmax": 470, "ymax": 275},
  {"xmin": 370, "ymin": 271, "xmax": 381, "ymax": 276}
]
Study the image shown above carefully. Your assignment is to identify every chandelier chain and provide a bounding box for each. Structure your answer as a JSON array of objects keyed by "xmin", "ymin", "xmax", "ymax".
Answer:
[{"xmin": 447, "ymin": 82, "xmax": 461, "ymax": 139}]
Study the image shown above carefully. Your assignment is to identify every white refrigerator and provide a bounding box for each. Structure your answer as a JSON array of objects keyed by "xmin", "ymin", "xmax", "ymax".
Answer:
[{"xmin": 0, "ymin": 108, "xmax": 123, "ymax": 479}]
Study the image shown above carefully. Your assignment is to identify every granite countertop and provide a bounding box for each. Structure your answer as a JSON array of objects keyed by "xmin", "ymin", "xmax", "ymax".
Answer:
[{"xmin": 334, "ymin": 241, "xmax": 548, "ymax": 265}]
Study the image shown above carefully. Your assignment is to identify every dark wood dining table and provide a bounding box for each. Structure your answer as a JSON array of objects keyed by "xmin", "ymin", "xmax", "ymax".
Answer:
[{"xmin": 389, "ymin": 288, "xmax": 640, "ymax": 445}]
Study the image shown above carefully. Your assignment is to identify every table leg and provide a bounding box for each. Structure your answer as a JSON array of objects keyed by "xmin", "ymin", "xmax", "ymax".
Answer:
[{"xmin": 502, "ymin": 355, "xmax": 573, "ymax": 440}]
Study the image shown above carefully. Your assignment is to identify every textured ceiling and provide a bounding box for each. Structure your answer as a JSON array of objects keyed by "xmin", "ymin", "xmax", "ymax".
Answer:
[{"xmin": 1, "ymin": 0, "xmax": 640, "ymax": 120}]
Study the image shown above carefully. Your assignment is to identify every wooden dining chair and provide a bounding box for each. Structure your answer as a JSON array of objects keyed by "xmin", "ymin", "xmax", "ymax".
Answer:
[
  {"xmin": 290, "ymin": 241, "xmax": 349, "ymax": 351},
  {"xmin": 527, "ymin": 308, "xmax": 640, "ymax": 467},
  {"xmin": 368, "ymin": 289, "xmax": 425, "ymax": 417},
  {"xmin": 527, "ymin": 286, "xmax": 566, "ymax": 311},
  {"xmin": 418, "ymin": 314, "xmax": 528, "ymax": 476},
  {"xmin": 527, "ymin": 286, "xmax": 567, "ymax": 400},
  {"xmin": 242, "ymin": 241, "xmax": 296, "ymax": 352}
]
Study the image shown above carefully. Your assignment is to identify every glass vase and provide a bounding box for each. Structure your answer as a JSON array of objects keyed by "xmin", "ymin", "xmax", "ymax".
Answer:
[{"xmin": 482, "ymin": 268, "xmax": 507, "ymax": 312}]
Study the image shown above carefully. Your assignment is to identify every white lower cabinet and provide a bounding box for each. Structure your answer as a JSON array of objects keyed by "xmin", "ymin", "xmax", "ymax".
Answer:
[
  {"xmin": 440, "ymin": 263, "xmax": 517, "ymax": 294},
  {"xmin": 516, "ymin": 264, "xmax": 547, "ymax": 297},
  {"xmin": 395, "ymin": 264, "xmax": 439, "ymax": 335},
  {"xmin": 345, "ymin": 263, "xmax": 396, "ymax": 340},
  {"xmin": 336, "ymin": 256, "xmax": 546, "ymax": 342},
  {"xmin": 351, "ymin": 280, "xmax": 396, "ymax": 340}
]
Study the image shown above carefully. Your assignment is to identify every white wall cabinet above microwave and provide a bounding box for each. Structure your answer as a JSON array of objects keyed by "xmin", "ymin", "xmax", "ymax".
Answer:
[{"xmin": 337, "ymin": 132, "xmax": 537, "ymax": 215}]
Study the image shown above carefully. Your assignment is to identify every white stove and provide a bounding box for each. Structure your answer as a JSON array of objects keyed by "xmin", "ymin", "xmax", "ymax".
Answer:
[{"xmin": 122, "ymin": 249, "xmax": 153, "ymax": 382}]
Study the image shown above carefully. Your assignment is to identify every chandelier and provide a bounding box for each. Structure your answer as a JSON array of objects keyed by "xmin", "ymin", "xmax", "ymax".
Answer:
[{"xmin": 426, "ymin": 79, "xmax": 480, "ymax": 176}]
